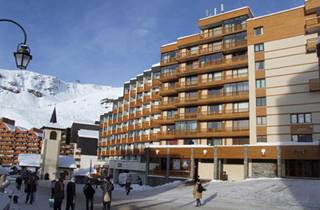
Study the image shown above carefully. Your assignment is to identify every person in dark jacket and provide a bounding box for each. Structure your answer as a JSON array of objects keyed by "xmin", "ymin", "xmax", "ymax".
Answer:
[
  {"xmin": 125, "ymin": 175, "xmax": 132, "ymax": 196},
  {"xmin": 53, "ymin": 178, "xmax": 65, "ymax": 210},
  {"xmin": 83, "ymin": 180, "xmax": 95, "ymax": 210},
  {"xmin": 16, "ymin": 176, "xmax": 23, "ymax": 191},
  {"xmin": 101, "ymin": 177, "xmax": 114, "ymax": 210},
  {"xmin": 65, "ymin": 178, "xmax": 76, "ymax": 210},
  {"xmin": 25, "ymin": 176, "xmax": 37, "ymax": 204}
]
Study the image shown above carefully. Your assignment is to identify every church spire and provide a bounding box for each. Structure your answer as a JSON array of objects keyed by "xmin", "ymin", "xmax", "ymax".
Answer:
[{"xmin": 50, "ymin": 107, "xmax": 57, "ymax": 123}]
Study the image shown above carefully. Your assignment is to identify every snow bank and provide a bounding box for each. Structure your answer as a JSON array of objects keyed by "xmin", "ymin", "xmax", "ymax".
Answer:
[{"xmin": 78, "ymin": 129, "xmax": 99, "ymax": 139}]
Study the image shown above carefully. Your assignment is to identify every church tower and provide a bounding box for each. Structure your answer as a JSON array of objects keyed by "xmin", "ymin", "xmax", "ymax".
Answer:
[{"xmin": 40, "ymin": 107, "xmax": 64, "ymax": 180}]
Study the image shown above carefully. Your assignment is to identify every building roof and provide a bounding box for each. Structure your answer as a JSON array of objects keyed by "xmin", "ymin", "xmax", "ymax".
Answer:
[
  {"xmin": 58, "ymin": 155, "xmax": 77, "ymax": 169},
  {"xmin": 78, "ymin": 129, "xmax": 99, "ymax": 139},
  {"xmin": 18, "ymin": 154, "xmax": 41, "ymax": 167}
]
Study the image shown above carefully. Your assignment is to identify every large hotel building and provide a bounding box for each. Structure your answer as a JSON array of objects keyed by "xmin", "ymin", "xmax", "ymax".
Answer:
[{"xmin": 99, "ymin": 0, "xmax": 320, "ymax": 182}]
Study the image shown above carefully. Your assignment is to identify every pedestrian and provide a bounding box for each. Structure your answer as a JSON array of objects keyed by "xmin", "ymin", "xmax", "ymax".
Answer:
[
  {"xmin": 125, "ymin": 175, "xmax": 132, "ymax": 195},
  {"xmin": 51, "ymin": 179, "xmax": 56, "ymax": 198},
  {"xmin": 16, "ymin": 176, "xmax": 23, "ymax": 191},
  {"xmin": 25, "ymin": 176, "xmax": 37, "ymax": 204},
  {"xmin": 137, "ymin": 176, "xmax": 143, "ymax": 186},
  {"xmin": 101, "ymin": 177, "xmax": 114, "ymax": 210},
  {"xmin": 53, "ymin": 178, "xmax": 65, "ymax": 210},
  {"xmin": 65, "ymin": 178, "xmax": 76, "ymax": 210},
  {"xmin": 83, "ymin": 180, "xmax": 95, "ymax": 210},
  {"xmin": 192, "ymin": 180, "xmax": 206, "ymax": 207}
]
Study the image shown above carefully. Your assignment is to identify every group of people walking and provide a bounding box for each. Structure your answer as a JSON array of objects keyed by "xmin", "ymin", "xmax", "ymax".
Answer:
[{"xmin": 51, "ymin": 177, "xmax": 114, "ymax": 210}]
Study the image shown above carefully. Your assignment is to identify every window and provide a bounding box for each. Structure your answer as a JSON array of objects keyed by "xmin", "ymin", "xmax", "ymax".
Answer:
[
  {"xmin": 207, "ymin": 138, "xmax": 223, "ymax": 146},
  {"xmin": 256, "ymin": 97, "xmax": 266, "ymax": 106},
  {"xmin": 208, "ymin": 121, "xmax": 223, "ymax": 130},
  {"xmin": 255, "ymin": 61, "xmax": 264, "ymax": 71},
  {"xmin": 175, "ymin": 121, "xmax": 197, "ymax": 131},
  {"xmin": 233, "ymin": 102, "xmax": 249, "ymax": 112},
  {"xmin": 254, "ymin": 27, "xmax": 263, "ymax": 36},
  {"xmin": 49, "ymin": 131, "xmax": 57, "ymax": 140},
  {"xmin": 254, "ymin": 43, "xmax": 264, "ymax": 52},
  {"xmin": 232, "ymin": 138, "xmax": 249, "ymax": 145},
  {"xmin": 208, "ymin": 104, "xmax": 222, "ymax": 113},
  {"xmin": 185, "ymin": 106, "xmax": 197, "ymax": 114},
  {"xmin": 257, "ymin": 135, "xmax": 267, "ymax": 143},
  {"xmin": 185, "ymin": 76, "xmax": 198, "ymax": 85},
  {"xmin": 256, "ymin": 79, "xmax": 266, "ymax": 88},
  {"xmin": 290, "ymin": 113, "xmax": 312, "ymax": 124},
  {"xmin": 291, "ymin": 134, "xmax": 312, "ymax": 142},
  {"xmin": 257, "ymin": 116, "xmax": 267, "ymax": 125},
  {"xmin": 185, "ymin": 91, "xmax": 198, "ymax": 98},
  {"xmin": 233, "ymin": 120, "xmax": 249, "ymax": 129}
]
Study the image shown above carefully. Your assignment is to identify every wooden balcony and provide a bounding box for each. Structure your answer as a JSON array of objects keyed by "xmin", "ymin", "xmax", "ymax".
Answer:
[
  {"xmin": 143, "ymin": 95, "xmax": 151, "ymax": 103},
  {"xmin": 306, "ymin": 16, "xmax": 320, "ymax": 34},
  {"xmin": 200, "ymin": 24, "xmax": 247, "ymax": 41},
  {"xmin": 137, "ymin": 86, "xmax": 144, "ymax": 93},
  {"xmin": 159, "ymin": 85, "xmax": 178, "ymax": 96},
  {"xmin": 129, "ymin": 113, "xmax": 135, "ymax": 119},
  {"xmin": 129, "ymin": 101, "xmax": 136, "ymax": 107},
  {"xmin": 160, "ymin": 71, "xmax": 178, "ymax": 82},
  {"xmin": 143, "ymin": 83, "xmax": 152, "ymax": 91},
  {"xmin": 141, "ymin": 134, "xmax": 150, "ymax": 142},
  {"xmin": 135, "ymin": 123, "xmax": 142, "ymax": 130},
  {"xmin": 150, "ymin": 119, "xmax": 161, "ymax": 126},
  {"xmin": 151, "ymin": 92, "xmax": 161, "ymax": 100},
  {"xmin": 160, "ymin": 57, "xmax": 177, "ymax": 66},
  {"xmin": 309, "ymin": 78, "xmax": 320, "ymax": 91},
  {"xmin": 130, "ymin": 89, "xmax": 137, "ymax": 95},
  {"xmin": 142, "ymin": 108, "xmax": 151, "ymax": 116},
  {"xmin": 160, "ymin": 99, "xmax": 177, "ymax": 110},
  {"xmin": 136, "ymin": 99, "xmax": 143, "ymax": 106},
  {"xmin": 152, "ymin": 79, "xmax": 161, "ymax": 88},
  {"xmin": 178, "ymin": 91, "xmax": 249, "ymax": 107},
  {"xmin": 177, "ymin": 54, "xmax": 248, "ymax": 77},
  {"xmin": 135, "ymin": 111, "xmax": 142, "ymax": 118},
  {"xmin": 151, "ymin": 106, "xmax": 160, "ymax": 113},
  {"xmin": 160, "ymin": 127, "xmax": 249, "ymax": 139},
  {"xmin": 306, "ymin": 37, "xmax": 317, "ymax": 53},
  {"xmin": 176, "ymin": 75, "xmax": 248, "ymax": 92},
  {"xmin": 128, "ymin": 125, "xmax": 134, "ymax": 131},
  {"xmin": 159, "ymin": 115, "xmax": 176, "ymax": 124},
  {"xmin": 255, "ymin": 70, "xmax": 265, "ymax": 79},
  {"xmin": 124, "ymin": 93, "xmax": 129, "ymax": 100},
  {"xmin": 142, "ymin": 121, "xmax": 151, "ymax": 129},
  {"xmin": 305, "ymin": 0, "xmax": 320, "ymax": 14}
]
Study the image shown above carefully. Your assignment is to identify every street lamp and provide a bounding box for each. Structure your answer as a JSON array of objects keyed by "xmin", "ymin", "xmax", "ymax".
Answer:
[{"xmin": 0, "ymin": 19, "xmax": 32, "ymax": 70}]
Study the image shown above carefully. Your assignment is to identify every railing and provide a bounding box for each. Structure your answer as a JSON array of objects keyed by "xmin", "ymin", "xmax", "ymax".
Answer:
[
  {"xmin": 200, "ymin": 23, "xmax": 247, "ymax": 40},
  {"xmin": 160, "ymin": 71, "xmax": 178, "ymax": 80},
  {"xmin": 160, "ymin": 57, "xmax": 176, "ymax": 66},
  {"xmin": 306, "ymin": 16, "xmax": 320, "ymax": 27},
  {"xmin": 306, "ymin": 37, "xmax": 317, "ymax": 52},
  {"xmin": 177, "ymin": 54, "xmax": 248, "ymax": 75}
]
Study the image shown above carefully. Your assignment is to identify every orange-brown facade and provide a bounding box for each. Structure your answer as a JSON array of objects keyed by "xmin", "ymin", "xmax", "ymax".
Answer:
[
  {"xmin": 0, "ymin": 118, "xmax": 42, "ymax": 166},
  {"xmin": 99, "ymin": 1, "xmax": 320, "ymax": 181}
]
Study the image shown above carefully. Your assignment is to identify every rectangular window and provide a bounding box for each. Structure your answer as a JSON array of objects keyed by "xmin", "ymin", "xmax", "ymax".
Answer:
[
  {"xmin": 254, "ymin": 43, "xmax": 264, "ymax": 52},
  {"xmin": 256, "ymin": 79, "xmax": 266, "ymax": 88},
  {"xmin": 232, "ymin": 138, "xmax": 249, "ymax": 145},
  {"xmin": 290, "ymin": 113, "xmax": 312, "ymax": 124},
  {"xmin": 233, "ymin": 120, "xmax": 249, "ymax": 129},
  {"xmin": 207, "ymin": 138, "xmax": 223, "ymax": 146},
  {"xmin": 185, "ymin": 91, "xmax": 198, "ymax": 98},
  {"xmin": 256, "ymin": 97, "xmax": 266, "ymax": 106},
  {"xmin": 254, "ymin": 27, "xmax": 263, "ymax": 36},
  {"xmin": 257, "ymin": 135, "xmax": 267, "ymax": 143},
  {"xmin": 208, "ymin": 121, "xmax": 223, "ymax": 130},
  {"xmin": 185, "ymin": 106, "xmax": 197, "ymax": 113},
  {"xmin": 255, "ymin": 61, "xmax": 265, "ymax": 71},
  {"xmin": 208, "ymin": 104, "xmax": 223, "ymax": 113},
  {"xmin": 185, "ymin": 76, "xmax": 198, "ymax": 85},
  {"xmin": 291, "ymin": 134, "xmax": 312, "ymax": 142},
  {"xmin": 257, "ymin": 116, "xmax": 267, "ymax": 125}
]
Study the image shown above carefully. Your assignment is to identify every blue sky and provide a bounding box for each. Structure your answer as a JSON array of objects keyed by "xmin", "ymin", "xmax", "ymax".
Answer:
[{"xmin": 0, "ymin": 0, "xmax": 303, "ymax": 87}]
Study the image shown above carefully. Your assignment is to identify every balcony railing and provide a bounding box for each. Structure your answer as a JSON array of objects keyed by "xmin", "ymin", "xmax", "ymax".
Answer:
[
  {"xmin": 177, "ymin": 54, "xmax": 248, "ymax": 76},
  {"xmin": 306, "ymin": 16, "xmax": 320, "ymax": 33},
  {"xmin": 306, "ymin": 37, "xmax": 317, "ymax": 52},
  {"xmin": 160, "ymin": 57, "xmax": 177, "ymax": 66},
  {"xmin": 199, "ymin": 23, "xmax": 247, "ymax": 40},
  {"xmin": 160, "ymin": 71, "xmax": 178, "ymax": 81}
]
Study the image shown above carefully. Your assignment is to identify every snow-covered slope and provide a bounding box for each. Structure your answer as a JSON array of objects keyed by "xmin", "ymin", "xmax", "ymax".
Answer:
[{"xmin": 0, "ymin": 69, "xmax": 123, "ymax": 128}]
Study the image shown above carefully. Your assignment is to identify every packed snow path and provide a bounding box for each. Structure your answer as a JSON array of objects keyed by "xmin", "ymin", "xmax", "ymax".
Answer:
[{"xmin": 7, "ymin": 178, "xmax": 320, "ymax": 210}]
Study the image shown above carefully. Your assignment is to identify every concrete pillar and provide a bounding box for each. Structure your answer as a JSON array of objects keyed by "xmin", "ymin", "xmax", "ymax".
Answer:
[
  {"xmin": 166, "ymin": 148, "xmax": 170, "ymax": 183},
  {"xmin": 213, "ymin": 147, "xmax": 218, "ymax": 180},
  {"xmin": 218, "ymin": 159, "xmax": 222, "ymax": 179},
  {"xmin": 190, "ymin": 148, "xmax": 195, "ymax": 179},
  {"xmin": 244, "ymin": 147, "xmax": 248, "ymax": 179},
  {"xmin": 113, "ymin": 169, "xmax": 119, "ymax": 184},
  {"xmin": 276, "ymin": 146, "xmax": 282, "ymax": 177},
  {"xmin": 145, "ymin": 148, "xmax": 150, "ymax": 185}
]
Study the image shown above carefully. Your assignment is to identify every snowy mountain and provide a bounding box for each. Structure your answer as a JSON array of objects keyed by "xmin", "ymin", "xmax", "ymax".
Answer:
[{"xmin": 0, "ymin": 69, "xmax": 123, "ymax": 128}]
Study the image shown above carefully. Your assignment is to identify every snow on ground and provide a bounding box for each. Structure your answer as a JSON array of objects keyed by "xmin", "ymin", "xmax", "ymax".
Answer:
[
  {"xmin": 3, "ymin": 178, "xmax": 320, "ymax": 209},
  {"xmin": 0, "ymin": 69, "xmax": 122, "ymax": 128}
]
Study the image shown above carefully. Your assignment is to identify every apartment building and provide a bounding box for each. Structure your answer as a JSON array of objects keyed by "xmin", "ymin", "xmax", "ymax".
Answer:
[
  {"xmin": 99, "ymin": 0, "xmax": 320, "ymax": 182},
  {"xmin": 0, "ymin": 118, "xmax": 42, "ymax": 166}
]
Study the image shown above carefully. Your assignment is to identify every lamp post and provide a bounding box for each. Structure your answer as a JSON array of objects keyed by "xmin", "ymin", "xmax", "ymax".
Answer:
[{"xmin": 0, "ymin": 19, "xmax": 32, "ymax": 70}]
